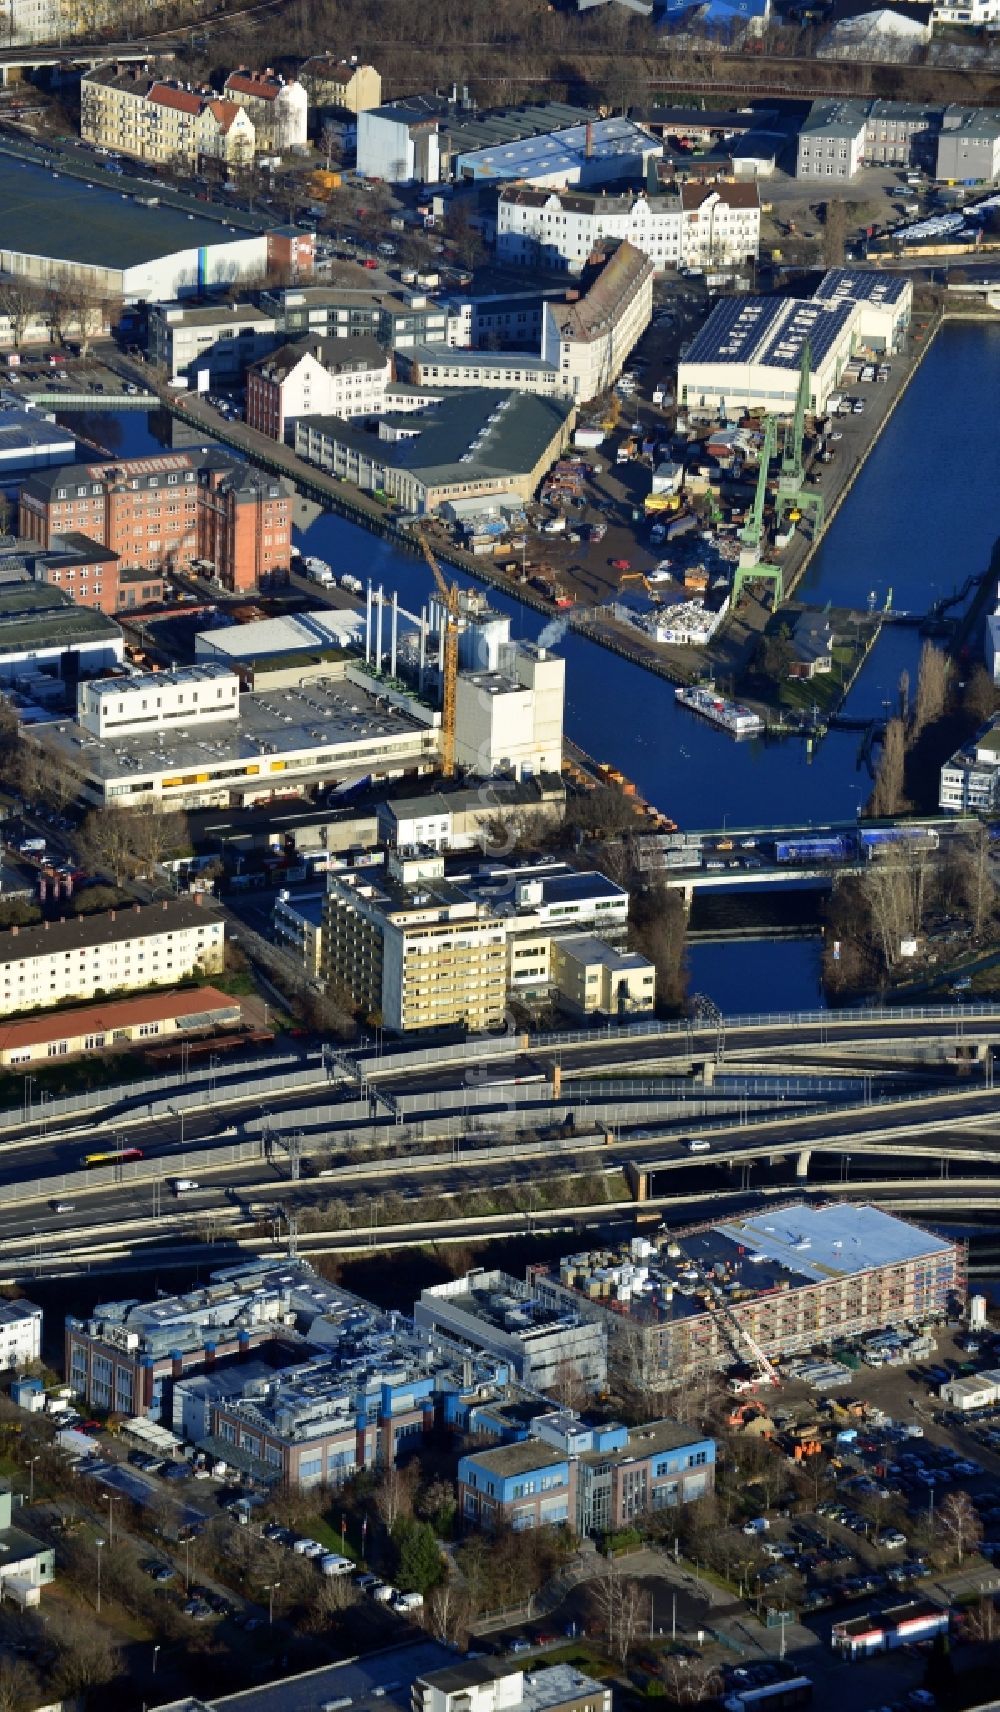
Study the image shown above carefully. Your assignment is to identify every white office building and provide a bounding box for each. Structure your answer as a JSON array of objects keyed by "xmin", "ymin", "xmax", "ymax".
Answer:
[{"xmin": 0, "ymin": 1301, "xmax": 42, "ymax": 1371}]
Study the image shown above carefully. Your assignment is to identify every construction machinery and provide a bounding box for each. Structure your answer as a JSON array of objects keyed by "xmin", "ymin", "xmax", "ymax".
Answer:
[
  {"xmin": 732, "ymin": 415, "xmax": 783, "ymax": 607},
  {"xmin": 619, "ymin": 570, "xmax": 659, "ymax": 599},
  {"xmin": 775, "ymin": 342, "xmax": 824, "ymax": 535},
  {"xmin": 418, "ymin": 531, "xmax": 458, "ymax": 779}
]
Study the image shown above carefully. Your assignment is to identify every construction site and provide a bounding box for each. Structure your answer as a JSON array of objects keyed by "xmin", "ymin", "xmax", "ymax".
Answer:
[{"xmin": 530, "ymin": 1202, "xmax": 965, "ymax": 1388}]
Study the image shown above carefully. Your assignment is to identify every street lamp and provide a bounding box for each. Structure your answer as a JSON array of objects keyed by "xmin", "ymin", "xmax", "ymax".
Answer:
[
  {"xmin": 27, "ymin": 1454, "xmax": 40, "ymax": 1505},
  {"xmin": 22, "ymin": 1074, "xmax": 35, "ymax": 1123},
  {"xmin": 95, "ymin": 1536, "xmax": 105, "ymax": 1613},
  {"xmin": 265, "ymin": 1580, "xmax": 280, "ymax": 1626},
  {"xmin": 103, "ymin": 1492, "xmax": 121, "ymax": 1548},
  {"xmin": 152, "ymin": 1644, "xmax": 161, "ymax": 1676}
]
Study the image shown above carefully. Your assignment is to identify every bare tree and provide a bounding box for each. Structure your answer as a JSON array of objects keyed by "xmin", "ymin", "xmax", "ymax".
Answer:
[
  {"xmin": 963, "ymin": 665, "xmax": 1000, "ymax": 729},
  {"xmin": 373, "ymin": 1461, "xmax": 419, "ymax": 1532},
  {"xmin": 861, "ymin": 855, "xmax": 931, "ymax": 971},
  {"xmin": 912, "ymin": 640, "xmax": 949, "ymax": 738},
  {"xmin": 589, "ymin": 1557, "xmax": 649, "ymax": 1665},
  {"xmin": 869, "ymin": 716, "xmax": 907, "ymax": 817},
  {"xmin": 0, "ymin": 278, "xmax": 44, "ymax": 349},
  {"xmin": 936, "ymin": 1488, "xmax": 983, "ymax": 1566},
  {"xmin": 948, "ymin": 825, "xmax": 996, "ymax": 941},
  {"xmin": 662, "ymin": 1655, "xmax": 724, "ymax": 1704},
  {"xmin": 0, "ymin": 1655, "xmax": 41, "ymax": 1712},
  {"xmin": 320, "ymin": 119, "xmax": 341, "ymax": 170},
  {"xmin": 821, "ymin": 199, "xmax": 848, "ymax": 268},
  {"xmin": 427, "ymin": 1575, "xmax": 472, "ymax": 1646}
]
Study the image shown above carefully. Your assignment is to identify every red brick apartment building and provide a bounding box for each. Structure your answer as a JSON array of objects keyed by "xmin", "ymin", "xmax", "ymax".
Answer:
[
  {"xmin": 19, "ymin": 451, "xmax": 292, "ymax": 595},
  {"xmin": 28, "ymin": 533, "xmax": 163, "ymax": 616}
]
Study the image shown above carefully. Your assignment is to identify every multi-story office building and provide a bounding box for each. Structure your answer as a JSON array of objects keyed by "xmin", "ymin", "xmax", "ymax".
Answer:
[
  {"xmin": 222, "ymin": 68, "xmax": 308, "ymax": 151},
  {"xmin": 935, "ymin": 106, "xmax": 1000, "ymax": 182},
  {"xmin": 415, "ymin": 1269, "xmax": 607, "ymax": 1392},
  {"xmin": 245, "ymin": 334, "xmax": 390, "ymax": 441},
  {"xmin": 148, "ymin": 302, "xmax": 280, "ymax": 385},
  {"xmin": 66, "ymin": 1259, "xmax": 510, "ymax": 1486},
  {"xmin": 862, "ymin": 100, "xmax": 938, "ymax": 167},
  {"xmin": 19, "ymin": 451, "xmax": 293, "ymax": 594},
  {"xmin": 28, "ymin": 659, "xmax": 439, "ymax": 809},
  {"xmin": 533, "ymin": 1204, "xmax": 964, "ymax": 1386},
  {"xmin": 0, "ymin": 1300, "xmax": 42, "ymax": 1371},
  {"xmin": 403, "ymin": 243, "xmax": 654, "ymax": 405},
  {"xmin": 458, "ymin": 1413, "xmax": 716, "ymax": 1533},
  {"xmin": 0, "ymin": 899, "xmax": 224, "ymax": 1018},
  {"xmin": 324, "ymin": 847, "xmax": 508, "ymax": 1034},
  {"xmin": 260, "ymin": 283, "xmax": 449, "ymax": 350},
  {"xmin": 299, "ymin": 56, "xmax": 382, "ymax": 117},
  {"xmin": 81, "ymin": 63, "xmax": 255, "ymax": 170},
  {"xmin": 939, "ymin": 719, "xmax": 1000, "ymax": 812},
  {"xmin": 497, "ymin": 182, "xmax": 760, "ymax": 276},
  {"xmin": 795, "ymin": 99, "xmax": 868, "ymax": 178}
]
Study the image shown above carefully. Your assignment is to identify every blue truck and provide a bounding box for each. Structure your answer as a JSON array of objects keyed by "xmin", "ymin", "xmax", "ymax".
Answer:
[
  {"xmin": 775, "ymin": 836, "xmax": 849, "ymax": 864},
  {"xmin": 858, "ymin": 826, "xmax": 940, "ymax": 859}
]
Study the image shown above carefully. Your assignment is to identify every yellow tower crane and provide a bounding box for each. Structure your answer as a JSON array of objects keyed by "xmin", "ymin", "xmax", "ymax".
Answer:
[{"xmin": 418, "ymin": 531, "xmax": 459, "ymax": 780}]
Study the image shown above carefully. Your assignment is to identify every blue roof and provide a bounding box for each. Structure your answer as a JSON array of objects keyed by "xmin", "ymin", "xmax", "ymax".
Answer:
[
  {"xmin": 756, "ymin": 298, "xmax": 856, "ymax": 370},
  {"xmin": 682, "ymin": 293, "xmax": 854, "ymax": 371},
  {"xmin": 681, "ymin": 296, "xmax": 784, "ymax": 366},
  {"xmin": 815, "ymin": 268, "xmax": 911, "ymax": 309}
]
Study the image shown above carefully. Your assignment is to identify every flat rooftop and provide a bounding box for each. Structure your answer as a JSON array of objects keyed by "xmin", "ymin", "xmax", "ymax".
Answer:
[
  {"xmin": 0, "ymin": 400, "xmax": 76, "ymax": 459},
  {"xmin": 33, "ymin": 672, "xmax": 433, "ymax": 784},
  {"xmin": 196, "ymin": 610, "xmax": 362, "ymax": 660},
  {"xmin": 454, "ymin": 116, "xmax": 657, "ymax": 179},
  {"xmin": 0, "ymin": 583, "xmax": 122, "ymax": 655},
  {"xmin": 715, "ymin": 1203, "xmax": 953, "ymax": 1281},
  {"xmin": 153, "ymin": 1639, "xmax": 455, "ymax": 1712},
  {"xmin": 0, "ymin": 149, "xmax": 265, "ymax": 269},
  {"xmin": 816, "ymin": 268, "xmax": 911, "ymax": 309},
  {"xmin": 549, "ymin": 1203, "xmax": 956, "ymax": 1329}
]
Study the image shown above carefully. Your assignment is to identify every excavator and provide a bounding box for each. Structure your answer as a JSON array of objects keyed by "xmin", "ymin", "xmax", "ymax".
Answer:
[
  {"xmin": 619, "ymin": 570, "xmax": 659, "ymax": 598},
  {"xmin": 418, "ymin": 531, "xmax": 458, "ymax": 779}
]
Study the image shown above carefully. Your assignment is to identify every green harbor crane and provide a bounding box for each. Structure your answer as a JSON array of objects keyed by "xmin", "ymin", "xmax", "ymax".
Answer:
[
  {"xmin": 733, "ymin": 415, "xmax": 784, "ymax": 606},
  {"xmin": 775, "ymin": 341, "xmax": 824, "ymax": 535}
]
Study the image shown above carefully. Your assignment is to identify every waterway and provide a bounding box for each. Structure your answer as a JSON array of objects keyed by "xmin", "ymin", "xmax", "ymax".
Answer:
[
  {"xmin": 57, "ymin": 322, "xmax": 1000, "ymax": 1013},
  {"xmin": 71, "ymin": 322, "xmax": 1000, "ymax": 835}
]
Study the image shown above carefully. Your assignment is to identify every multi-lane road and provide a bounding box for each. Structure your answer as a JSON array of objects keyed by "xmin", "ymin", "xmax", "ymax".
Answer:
[{"xmin": 2, "ymin": 1003, "xmax": 1000, "ymax": 1275}]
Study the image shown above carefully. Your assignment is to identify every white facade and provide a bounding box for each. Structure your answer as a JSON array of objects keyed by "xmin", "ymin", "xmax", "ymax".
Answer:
[
  {"xmin": 0, "ymin": 1301, "xmax": 42, "ymax": 1371},
  {"xmin": 454, "ymin": 644, "xmax": 565, "ymax": 780},
  {"xmin": 250, "ymin": 344, "xmax": 390, "ymax": 440},
  {"xmin": 149, "ymin": 302, "xmax": 279, "ymax": 382},
  {"xmin": 77, "ymin": 665, "xmax": 240, "ymax": 740},
  {"xmin": 932, "ymin": 0, "xmax": 999, "ymax": 22},
  {"xmin": 0, "ymin": 903, "xmax": 225, "ymax": 1016},
  {"xmin": 497, "ymin": 186, "xmax": 760, "ymax": 277},
  {"xmin": 0, "ymin": 0, "xmax": 66, "ymax": 44},
  {"xmin": 939, "ymin": 723, "xmax": 1000, "ymax": 813},
  {"xmin": 357, "ymin": 107, "xmax": 441, "ymax": 183},
  {"xmin": 541, "ymin": 248, "xmax": 654, "ymax": 404},
  {"xmin": 1, "ymin": 233, "xmax": 270, "ymax": 306},
  {"xmin": 678, "ymin": 294, "xmax": 861, "ymax": 418}
]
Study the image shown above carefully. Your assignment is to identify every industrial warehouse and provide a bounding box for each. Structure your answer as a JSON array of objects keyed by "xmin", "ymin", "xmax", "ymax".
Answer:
[
  {"xmin": 677, "ymin": 270, "xmax": 912, "ymax": 417},
  {"xmin": 532, "ymin": 1203, "xmax": 964, "ymax": 1385},
  {"xmin": 0, "ymin": 153, "xmax": 287, "ymax": 300}
]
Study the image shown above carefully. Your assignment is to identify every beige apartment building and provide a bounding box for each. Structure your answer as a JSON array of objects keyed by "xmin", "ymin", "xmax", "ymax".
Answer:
[
  {"xmin": 324, "ymin": 850, "xmax": 507, "ymax": 1033},
  {"xmin": 223, "ymin": 69, "xmax": 308, "ymax": 151},
  {"xmin": 81, "ymin": 63, "xmax": 255, "ymax": 170},
  {"xmin": 299, "ymin": 57, "xmax": 382, "ymax": 117},
  {"xmin": 0, "ymin": 900, "xmax": 224, "ymax": 1018}
]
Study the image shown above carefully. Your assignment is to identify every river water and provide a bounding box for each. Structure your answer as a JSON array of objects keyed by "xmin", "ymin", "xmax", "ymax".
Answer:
[{"xmin": 68, "ymin": 321, "xmax": 1000, "ymax": 1011}]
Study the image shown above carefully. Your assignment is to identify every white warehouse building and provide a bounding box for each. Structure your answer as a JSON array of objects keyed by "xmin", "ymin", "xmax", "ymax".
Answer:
[{"xmin": 678, "ymin": 272, "xmax": 910, "ymax": 417}]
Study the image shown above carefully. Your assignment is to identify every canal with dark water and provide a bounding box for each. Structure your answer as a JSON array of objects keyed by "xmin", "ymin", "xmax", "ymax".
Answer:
[{"xmin": 67, "ymin": 320, "xmax": 1000, "ymax": 1012}]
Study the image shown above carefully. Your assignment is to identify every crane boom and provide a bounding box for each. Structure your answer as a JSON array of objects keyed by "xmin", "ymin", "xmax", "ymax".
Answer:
[
  {"xmin": 782, "ymin": 341, "xmax": 811, "ymax": 483},
  {"xmin": 418, "ymin": 531, "xmax": 458, "ymax": 779},
  {"xmin": 739, "ymin": 415, "xmax": 777, "ymax": 555}
]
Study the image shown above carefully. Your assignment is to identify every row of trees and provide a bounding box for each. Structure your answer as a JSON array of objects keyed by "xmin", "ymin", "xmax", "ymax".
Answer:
[{"xmin": 0, "ymin": 271, "xmax": 119, "ymax": 358}]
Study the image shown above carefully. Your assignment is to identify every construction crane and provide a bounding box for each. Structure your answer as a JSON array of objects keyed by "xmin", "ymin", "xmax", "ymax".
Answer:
[
  {"xmin": 696, "ymin": 1262, "xmax": 781, "ymax": 1389},
  {"xmin": 418, "ymin": 530, "xmax": 458, "ymax": 779},
  {"xmin": 733, "ymin": 416, "xmax": 781, "ymax": 607},
  {"xmin": 781, "ymin": 340, "xmax": 811, "ymax": 486},
  {"xmin": 776, "ymin": 342, "xmax": 824, "ymax": 535}
]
